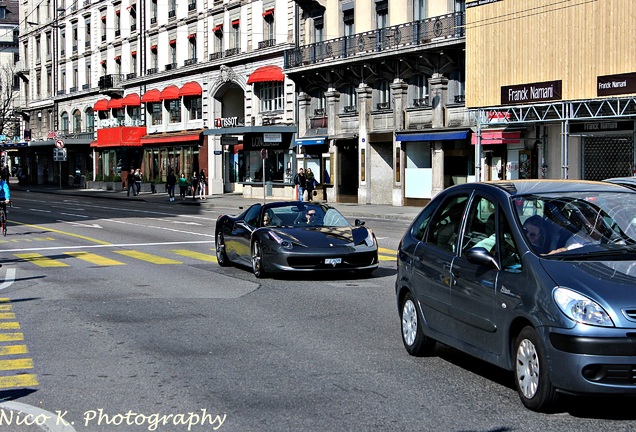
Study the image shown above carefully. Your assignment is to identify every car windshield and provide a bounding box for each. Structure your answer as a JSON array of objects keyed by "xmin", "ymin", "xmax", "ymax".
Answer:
[
  {"xmin": 512, "ymin": 191, "xmax": 636, "ymax": 257},
  {"xmin": 262, "ymin": 204, "xmax": 350, "ymax": 228}
]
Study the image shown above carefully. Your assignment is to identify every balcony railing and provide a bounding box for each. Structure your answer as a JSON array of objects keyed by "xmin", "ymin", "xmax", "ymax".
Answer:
[
  {"xmin": 313, "ymin": 108, "xmax": 325, "ymax": 116},
  {"xmin": 70, "ymin": 86, "xmax": 77, "ymax": 93},
  {"xmin": 150, "ymin": 16, "xmax": 157, "ymax": 24},
  {"xmin": 72, "ymin": 45, "xmax": 77, "ymax": 53},
  {"xmin": 209, "ymin": 52, "xmax": 223, "ymax": 61},
  {"xmin": 413, "ymin": 97, "xmax": 429, "ymax": 107},
  {"xmin": 85, "ymin": 41, "xmax": 91, "ymax": 48},
  {"xmin": 225, "ymin": 47, "xmax": 239, "ymax": 57},
  {"xmin": 343, "ymin": 105, "xmax": 357, "ymax": 113},
  {"xmin": 376, "ymin": 102, "xmax": 390, "ymax": 110},
  {"xmin": 284, "ymin": 12, "xmax": 464, "ymax": 68},
  {"xmin": 454, "ymin": 94, "xmax": 465, "ymax": 104},
  {"xmin": 57, "ymin": 90, "xmax": 66, "ymax": 95},
  {"xmin": 101, "ymin": 35, "xmax": 106, "ymax": 42},
  {"xmin": 84, "ymin": 0, "xmax": 91, "ymax": 6},
  {"xmin": 82, "ymin": 83, "xmax": 89, "ymax": 90},
  {"xmin": 188, "ymin": 2, "xmax": 196, "ymax": 11},
  {"xmin": 131, "ymin": 24, "xmax": 136, "ymax": 32},
  {"xmin": 165, "ymin": 63, "xmax": 177, "ymax": 71},
  {"xmin": 258, "ymin": 39, "xmax": 275, "ymax": 49},
  {"xmin": 126, "ymin": 72, "xmax": 137, "ymax": 80},
  {"xmin": 98, "ymin": 74, "xmax": 124, "ymax": 90},
  {"xmin": 168, "ymin": 10, "xmax": 176, "ymax": 18},
  {"xmin": 115, "ymin": 30, "xmax": 121, "ymax": 37},
  {"xmin": 184, "ymin": 58, "xmax": 197, "ymax": 66},
  {"xmin": 146, "ymin": 67, "xmax": 158, "ymax": 75}
]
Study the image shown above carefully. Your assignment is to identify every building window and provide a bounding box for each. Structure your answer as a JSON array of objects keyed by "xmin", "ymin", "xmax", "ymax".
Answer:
[
  {"xmin": 167, "ymin": 100, "xmax": 181, "ymax": 123},
  {"xmin": 149, "ymin": 103, "xmax": 162, "ymax": 125},
  {"xmin": 35, "ymin": 72, "xmax": 41, "ymax": 98},
  {"xmin": 72, "ymin": 25, "xmax": 78, "ymax": 52},
  {"xmin": 314, "ymin": 15, "xmax": 324, "ymax": 43},
  {"xmin": 376, "ymin": 1, "xmax": 388, "ymax": 29},
  {"xmin": 376, "ymin": 80, "xmax": 390, "ymax": 109},
  {"xmin": 115, "ymin": 11, "xmax": 121, "ymax": 34},
  {"xmin": 170, "ymin": 42, "xmax": 176, "ymax": 65},
  {"xmin": 185, "ymin": 96, "xmax": 202, "ymax": 120},
  {"xmin": 129, "ymin": 106, "xmax": 141, "ymax": 124},
  {"xmin": 151, "ymin": 0, "xmax": 157, "ymax": 21},
  {"xmin": 188, "ymin": 35, "xmax": 196, "ymax": 62},
  {"xmin": 342, "ymin": 84, "xmax": 357, "ymax": 112},
  {"xmin": 258, "ymin": 82, "xmax": 284, "ymax": 113},
  {"xmin": 61, "ymin": 112, "xmax": 69, "ymax": 134},
  {"xmin": 343, "ymin": 7, "xmax": 354, "ymax": 36},
  {"xmin": 46, "ymin": 68, "xmax": 52, "ymax": 97},
  {"xmin": 101, "ymin": 14, "xmax": 106, "ymax": 40},
  {"xmin": 231, "ymin": 20, "xmax": 240, "ymax": 50},
  {"xmin": 130, "ymin": 6, "xmax": 136, "ymax": 31},
  {"xmin": 264, "ymin": 9, "xmax": 274, "ymax": 42},
  {"xmin": 73, "ymin": 110, "xmax": 81, "ymax": 133},
  {"xmin": 60, "ymin": 31, "xmax": 66, "ymax": 56},
  {"xmin": 151, "ymin": 49, "xmax": 158, "ymax": 69},
  {"xmin": 213, "ymin": 26, "xmax": 223, "ymax": 54},
  {"xmin": 414, "ymin": 0, "xmax": 427, "ymax": 21},
  {"xmin": 86, "ymin": 108, "xmax": 94, "ymax": 132},
  {"xmin": 115, "ymin": 108, "xmax": 125, "ymax": 125},
  {"xmin": 73, "ymin": 66, "xmax": 78, "ymax": 89},
  {"xmin": 410, "ymin": 74, "xmax": 429, "ymax": 107},
  {"xmin": 35, "ymin": 37, "xmax": 41, "ymax": 62},
  {"xmin": 46, "ymin": 32, "xmax": 51, "ymax": 57}
]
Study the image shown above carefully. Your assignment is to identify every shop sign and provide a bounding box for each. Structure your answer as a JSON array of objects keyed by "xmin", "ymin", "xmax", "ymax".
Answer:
[
  {"xmin": 221, "ymin": 136, "xmax": 238, "ymax": 145},
  {"xmin": 597, "ymin": 72, "xmax": 636, "ymax": 97},
  {"xmin": 263, "ymin": 133, "xmax": 281, "ymax": 143},
  {"xmin": 501, "ymin": 80, "xmax": 562, "ymax": 105},
  {"xmin": 215, "ymin": 117, "xmax": 239, "ymax": 128},
  {"xmin": 570, "ymin": 121, "xmax": 634, "ymax": 133},
  {"xmin": 250, "ymin": 136, "xmax": 279, "ymax": 148}
]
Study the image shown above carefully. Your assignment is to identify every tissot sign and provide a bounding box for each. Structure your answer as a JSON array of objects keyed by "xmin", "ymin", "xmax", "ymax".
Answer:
[
  {"xmin": 501, "ymin": 80, "xmax": 562, "ymax": 105},
  {"xmin": 597, "ymin": 72, "xmax": 636, "ymax": 97}
]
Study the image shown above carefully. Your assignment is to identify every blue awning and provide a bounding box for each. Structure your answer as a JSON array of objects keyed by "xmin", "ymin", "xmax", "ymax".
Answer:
[
  {"xmin": 295, "ymin": 137, "xmax": 326, "ymax": 146},
  {"xmin": 396, "ymin": 130, "xmax": 469, "ymax": 142}
]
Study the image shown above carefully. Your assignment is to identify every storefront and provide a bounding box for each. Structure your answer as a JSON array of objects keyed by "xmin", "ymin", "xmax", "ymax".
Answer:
[
  {"xmin": 140, "ymin": 130, "xmax": 204, "ymax": 184},
  {"xmin": 90, "ymin": 126, "xmax": 147, "ymax": 182}
]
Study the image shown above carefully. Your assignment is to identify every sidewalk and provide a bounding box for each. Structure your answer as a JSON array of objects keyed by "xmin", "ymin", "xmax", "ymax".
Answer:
[{"xmin": 11, "ymin": 183, "xmax": 423, "ymax": 222}]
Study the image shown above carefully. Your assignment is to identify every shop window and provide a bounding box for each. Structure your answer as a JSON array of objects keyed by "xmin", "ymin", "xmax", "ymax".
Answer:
[
  {"xmin": 115, "ymin": 108, "xmax": 125, "ymax": 125},
  {"xmin": 259, "ymin": 82, "xmax": 284, "ymax": 113},
  {"xmin": 167, "ymin": 99, "xmax": 181, "ymax": 123},
  {"xmin": 149, "ymin": 102, "xmax": 162, "ymax": 125},
  {"xmin": 242, "ymin": 147, "xmax": 292, "ymax": 183},
  {"xmin": 185, "ymin": 96, "xmax": 202, "ymax": 120},
  {"xmin": 129, "ymin": 106, "xmax": 141, "ymax": 124}
]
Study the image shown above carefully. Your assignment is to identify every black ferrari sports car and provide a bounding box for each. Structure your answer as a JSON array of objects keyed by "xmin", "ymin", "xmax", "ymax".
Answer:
[{"xmin": 215, "ymin": 201, "xmax": 379, "ymax": 277}]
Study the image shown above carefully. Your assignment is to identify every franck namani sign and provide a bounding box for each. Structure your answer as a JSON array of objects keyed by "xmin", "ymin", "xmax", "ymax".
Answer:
[
  {"xmin": 501, "ymin": 80, "xmax": 562, "ymax": 105},
  {"xmin": 597, "ymin": 72, "xmax": 636, "ymax": 97}
]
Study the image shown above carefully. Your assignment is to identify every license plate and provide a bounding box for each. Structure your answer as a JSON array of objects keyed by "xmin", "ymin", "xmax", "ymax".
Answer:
[{"xmin": 325, "ymin": 258, "xmax": 342, "ymax": 265}]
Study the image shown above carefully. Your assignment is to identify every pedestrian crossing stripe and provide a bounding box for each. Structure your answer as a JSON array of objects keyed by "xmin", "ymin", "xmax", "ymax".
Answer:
[
  {"xmin": 0, "ymin": 374, "xmax": 39, "ymax": 388},
  {"xmin": 0, "ymin": 333, "xmax": 24, "ymax": 343},
  {"xmin": 0, "ymin": 322, "xmax": 20, "ymax": 330},
  {"xmin": 0, "ymin": 237, "xmax": 56, "ymax": 244},
  {"xmin": 0, "ymin": 358, "xmax": 33, "ymax": 371},
  {"xmin": 64, "ymin": 251, "xmax": 125, "ymax": 266},
  {"xmin": 170, "ymin": 250, "xmax": 216, "ymax": 262},
  {"xmin": 0, "ymin": 313, "xmax": 15, "ymax": 320},
  {"xmin": 113, "ymin": 250, "xmax": 183, "ymax": 265},
  {"xmin": 0, "ymin": 345, "xmax": 28, "ymax": 355},
  {"xmin": 14, "ymin": 253, "xmax": 69, "ymax": 267}
]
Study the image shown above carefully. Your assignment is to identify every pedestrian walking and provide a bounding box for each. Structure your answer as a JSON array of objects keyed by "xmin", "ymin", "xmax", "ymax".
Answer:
[
  {"xmin": 178, "ymin": 173, "xmax": 188, "ymax": 200},
  {"xmin": 127, "ymin": 168, "xmax": 136, "ymax": 196},
  {"xmin": 305, "ymin": 168, "xmax": 316, "ymax": 201},
  {"xmin": 293, "ymin": 168, "xmax": 306, "ymax": 201},
  {"xmin": 198, "ymin": 169, "xmax": 207, "ymax": 200},
  {"xmin": 166, "ymin": 170, "xmax": 177, "ymax": 202},
  {"xmin": 190, "ymin": 172, "xmax": 199, "ymax": 200},
  {"xmin": 134, "ymin": 169, "xmax": 142, "ymax": 195}
]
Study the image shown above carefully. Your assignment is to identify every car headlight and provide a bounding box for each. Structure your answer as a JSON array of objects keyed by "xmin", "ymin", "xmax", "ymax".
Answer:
[
  {"xmin": 553, "ymin": 287, "xmax": 614, "ymax": 327},
  {"xmin": 364, "ymin": 230, "xmax": 376, "ymax": 247},
  {"xmin": 268, "ymin": 231, "xmax": 293, "ymax": 249}
]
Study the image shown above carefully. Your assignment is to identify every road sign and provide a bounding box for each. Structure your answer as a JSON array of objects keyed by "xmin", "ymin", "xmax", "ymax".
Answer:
[
  {"xmin": 261, "ymin": 149, "xmax": 267, "ymax": 159},
  {"xmin": 54, "ymin": 148, "xmax": 67, "ymax": 162},
  {"xmin": 55, "ymin": 139, "xmax": 65, "ymax": 149}
]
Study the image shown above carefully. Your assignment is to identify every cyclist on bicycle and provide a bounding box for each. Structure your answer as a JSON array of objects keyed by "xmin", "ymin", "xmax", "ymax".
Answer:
[{"xmin": 0, "ymin": 173, "xmax": 10, "ymax": 203}]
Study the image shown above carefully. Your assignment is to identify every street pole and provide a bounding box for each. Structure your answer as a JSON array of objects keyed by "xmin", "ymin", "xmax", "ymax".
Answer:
[{"xmin": 59, "ymin": 161, "xmax": 62, "ymax": 190}]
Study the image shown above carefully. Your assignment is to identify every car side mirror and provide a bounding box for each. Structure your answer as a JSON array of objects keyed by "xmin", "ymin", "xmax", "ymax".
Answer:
[
  {"xmin": 466, "ymin": 247, "xmax": 501, "ymax": 271},
  {"xmin": 355, "ymin": 219, "xmax": 365, "ymax": 226}
]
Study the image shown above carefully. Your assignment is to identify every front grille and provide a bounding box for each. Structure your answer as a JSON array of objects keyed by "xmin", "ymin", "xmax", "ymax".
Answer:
[
  {"xmin": 623, "ymin": 309, "xmax": 636, "ymax": 321},
  {"xmin": 287, "ymin": 251, "xmax": 377, "ymax": 270}
]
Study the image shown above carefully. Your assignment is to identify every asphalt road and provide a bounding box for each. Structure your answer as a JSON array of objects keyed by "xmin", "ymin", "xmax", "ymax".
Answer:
[{"xmin": 0, "ymin": 191, "xmax": 634, "ymax": 432}]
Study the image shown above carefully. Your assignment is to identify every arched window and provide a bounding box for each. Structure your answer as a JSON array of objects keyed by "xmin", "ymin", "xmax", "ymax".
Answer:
[
  {"xmin": 73, "ymin": 109, "xmax": 82, "ymax": 133},
  {"xmin": 85, "ymin": 108, "xmax": 94, "ymax": 132},
  {"xmin": 60, "ymin": 112, "xmax": 69, "ymax": 134}
]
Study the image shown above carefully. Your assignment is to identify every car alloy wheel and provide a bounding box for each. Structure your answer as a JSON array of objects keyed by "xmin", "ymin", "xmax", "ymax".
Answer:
[
  {"xmin": 400, "ymin": 292, "xmax": 435, "ymax": 356},
  {"xmin": 252, "ymin": 239, "xmax": 266, "ymax": 278},
  {"xmin": 514, "ymin": 327, "xmax": 557, "ymax": 411},
  {"xmin": 216, "ymin": 232, "xmax": 230, "ymax": 267}
]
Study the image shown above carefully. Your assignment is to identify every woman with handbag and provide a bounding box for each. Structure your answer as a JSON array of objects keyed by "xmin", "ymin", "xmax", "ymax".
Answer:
[{"xmin": 305, "ymin": 168, "xmax": 316, "ymax": 202}]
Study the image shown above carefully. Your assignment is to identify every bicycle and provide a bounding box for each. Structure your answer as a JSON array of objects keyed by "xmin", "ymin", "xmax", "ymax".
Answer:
[{"xmin": 1, "ymin": 200, "xmax": 11, "ymax": 237}]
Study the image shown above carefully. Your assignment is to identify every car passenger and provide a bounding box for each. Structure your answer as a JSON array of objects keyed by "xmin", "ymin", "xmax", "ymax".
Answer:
[{"xmin": 523, "ymin": 215, "xmax": 550, "ymax": 254}]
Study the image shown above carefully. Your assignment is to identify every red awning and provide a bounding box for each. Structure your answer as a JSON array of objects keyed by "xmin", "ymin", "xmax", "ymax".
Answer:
[
  {"xmin": 262, "ymin": 8, "xmax": 274, "ymax": 17},
  {"xmin": 107, "ymin": 98, "xmax": 123, "ymax": 109},
  {"xmin": 141, "ymin": 89, "xmax": 161, "ymax": 103},
  {"xmin": 93, "ymin": 99, "xmax": 109, "ymax": 111},
  {"xmin": 140, "ymin": 129, "xmax": 203, "ymax": 145},
  {"xmin": 232, "ymin": 19, "xmax": 240, "ymax": 26},
  {"xmin": 471, "ymin": 130, "xmax": 521, "ymax": 145},
  {"xmin": 93, "ymin": 126, "xmax": 146, "ymax": 147},
  {"xmin": 169, "ymin": 39, "xmax": 176, "ymax": 45},
  {"xmin": 150, "ymin": 44, "xmax": 157, "ymax": 51},
  {"xmin": 179, "ymin": 81, "xmax": 202, "ymax": 97},
  {"xmin": 188, "ymin": 33, "xmax": 196, "ymax": 39},
  {"xmin": 160, "ymin": 85, "xmax": 180, "ymax": 100},
  {"xmin": 213, "ymin": 24, "xmax": 223, "ymax": 32},
  {"xmin": 247, "ymin": 65, "xmax": 285, "ymax": 84},
  {"xmin": 122, "ymin": 93, "xmax": 141, "ymax": 106},
  {"xmin": 131, "ymin": 50, "xmax": 137, "ymax": 56}
]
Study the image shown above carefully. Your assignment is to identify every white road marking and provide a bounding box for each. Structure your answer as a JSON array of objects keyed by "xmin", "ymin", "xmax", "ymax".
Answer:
[
  {"xmin": 0, "ymin": 268, "xmax": 16, "ymax": 290},
  {"xmin": 29, "ymin": 208, "xmax": 51, "ymax": 213},
  {"xmin": 0, "ymin": 240, "xmax": 215, "ymax": 253},
  {"xmin": 58, "ymin": 212, "xmax": 89, "ymax": 218},
  {"xmin": 56, "ymin": 220, "xmax": 103, "ymax": 229}
]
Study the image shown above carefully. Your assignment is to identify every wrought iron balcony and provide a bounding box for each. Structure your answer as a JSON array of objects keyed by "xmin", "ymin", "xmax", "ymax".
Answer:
[
  {"xmin": 188, "ymin": 2, "xmax": 196, "ymax": 11},
  {"xmin": 126, "ymin": 72, "xmax": 137, "ymax": 80},
  {"xmin": 258, "ymin": 39, "xmax": 275, "ymax": 49},
  {"xmin": 115, "ymin": 30, "xmax": 121, "ymax": 37},
  {"xmin": 85, "ymin": 41, "xmax": 91, "ymax": 48},
  {"xmin": 376, "ymin": 102, "xmax": 390, "ymax": 110},
  {"xmin": 101, "ymin": 35, "xmax": 106, "ymax": 42},
  {"xmin": 413, "ymin": 97, "xmax": 429, "ymax": 107},
  {"xmin": 70, "ymin": 86, "xmax": 77, "ymax": 93},
  {"xmin": 165, "ymin": 63, "xmax": 177, "ymax": 71},
  {"xmin": 84, "ymin": 0, "xmax": 91, "ymax": 6},
  {"xmin": 284, "ymin": 12, "xmax": 464, "ymax": 68},
  {"xmin": 82, "ymin": 83, "xmax": 89, "ymax": 90},
  {"xmin": 72, "ymin": 45, "xmax": 77, "ymax": 53},
  {"xmin": 343, "ymin": 105, "xmax": 357, "ymax": 113},
  {"xmin": 209, "ymin": 52, "xmax": 223, "ymax": 61},
  {"xmin": 313, "ymin": 108, "xmax": 325, "ymax": 116},
  {"xmin": 146, "ymin": 67, "xmax": 158, "ymax": 75},
  {"xmin": 168, "ymin": 10, "xmax": 176, "ymax": 18},
  {"xmin": 98, "ymin": 74, "xmax": 124, "ymax": 90},
  {"xmin": 150, "ymin": 17, "xmax": 157, "ymax": 25},
  {"xmin": 225, "ymin": 48, "xmax": 239, "ymax": 57},
  {"xmin": 184, "ymin": 58, "xmax": 197, "ymax": 66},
  {"xmin": 131, "ymin": 24, "xmax": 136, "ymax": 32},
  {"xmin": 454, "ymin": 94, "xmax": 465, "ymax": 104}
]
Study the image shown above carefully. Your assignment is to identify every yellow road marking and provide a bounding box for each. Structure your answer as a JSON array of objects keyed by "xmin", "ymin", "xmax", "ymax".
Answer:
[
  {"xmin": 0, "ymin": 298, "xmax": 8, "ymax": 303},
  {"xmin": 0, "ymin": 313, "xmax": 15, "ymax": 319},
  {"xmin": 0, "ymin": 358, "xmax": 33, "ymax": 371},
  {"xmin": 0, "ymin": 374, "xmax": 39, "ymax": 389},
  {"xmin": 114, "ymin": 250, "xmax": 182, "ymax": 265},
  {"xmin": 0, "ymin": 305, "xmax": 11, "ymax": 311},
  {"xmin": 10, "ymin": 221, "xmax": 111, "ymax": 245},
  {"xmin": 171, "ymin": 249, "xmax": 217, "ymax": 262},
  {"xmin": 0, "ymin": 333, "xmax": 23, "ymax": 342},
  {"xmin": 378, "ymin": 247, "xmax": 397, "ymax": 255},
  {"xmin": 0, "ymin": 322, "xmax": 20, "ymax": 330},
  {"xmin": 64, "ymin": 251, "xmax": 125, "ymax": 266},
  {"xmin": 14, "ymin": 253, "xmax": 69, "ymax": 268},
  {"xmin": 0, "ymin": 345, "xmax": 28, "ymax": 356},
  {"xmin": 378, "ymin": 255, "xmax": 396, "ymax": 261}
]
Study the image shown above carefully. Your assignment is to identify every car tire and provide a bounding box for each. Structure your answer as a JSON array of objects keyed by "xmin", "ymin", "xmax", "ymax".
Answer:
[
  {"xmin": 252, "ymin": 238, "xmax": 267, "ymax": 278},
  {"xmin": 514, "ymin": 327, "xmax": 558, "ymax": 412},
  {"xmin": 400, "ymin": 292, "xmax": 436, "ymax": 356},
  {"xmin": 215, "ymin": 231, "xmax": 230, "ymax": 267}
]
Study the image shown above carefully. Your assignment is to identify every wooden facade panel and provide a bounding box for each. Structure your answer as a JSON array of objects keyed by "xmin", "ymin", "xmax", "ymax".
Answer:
[{"xmin": 466, "ymin": 0, "xmax": 636, "ymax": 107}]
